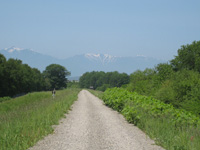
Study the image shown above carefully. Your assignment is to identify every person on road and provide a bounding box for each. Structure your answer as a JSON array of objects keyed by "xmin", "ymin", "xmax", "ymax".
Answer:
[{"xmin": 52, "ymin": 88, "xmax": 56, "ymax": 98}]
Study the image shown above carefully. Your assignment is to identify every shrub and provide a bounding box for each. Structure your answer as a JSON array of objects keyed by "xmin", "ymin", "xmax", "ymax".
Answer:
[{"xmin": 102, "ymin": 88, "xmax": 200, "ymax": 149}]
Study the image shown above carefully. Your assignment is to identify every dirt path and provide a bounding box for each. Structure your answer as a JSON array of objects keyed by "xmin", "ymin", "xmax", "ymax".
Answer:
[{"xmin": 29, "ymin": 90, "xmax": 164, "ymax": 150}]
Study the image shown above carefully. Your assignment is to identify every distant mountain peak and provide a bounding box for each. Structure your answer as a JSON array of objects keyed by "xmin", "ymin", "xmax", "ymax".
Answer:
[
  {"xmin": 0, "ymin": 47, "xmax": 166, "ymax": 76},
  {"xmin": 4, "ymin": 46, "xmax": 24, "ymax": 53},
  {"xmin": 136, "ymin": 54, "xmax": 147, "ymax": 57},
  {"xmin": 85, "ymin": 53, "xmax": 117, "ymax": 64}
]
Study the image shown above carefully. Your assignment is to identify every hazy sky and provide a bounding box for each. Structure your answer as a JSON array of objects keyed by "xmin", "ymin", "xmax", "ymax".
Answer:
[{"xmin": 0, "ymin": 0, "xmax": 200, "ymax": 60}]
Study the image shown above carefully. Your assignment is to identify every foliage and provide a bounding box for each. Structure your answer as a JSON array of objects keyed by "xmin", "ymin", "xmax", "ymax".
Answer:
[
  {"xmin": 67, "ymin": 81, "xmax": 80, "ymax": 88},
  {"xmin": 79, "ymin": 71, "xmax": 130, "ymax": 91},
  {"xmin": 0, "ymin": 88, "xmax": 80, "ymax": 150},
  {"xmin": 96, "ymin": 84, "xmax": 112, "ymax": 91},
  {"xmin": 128, "ymin": 68, "xmax": 200, "ymax": 115},
  {"xmin": 0, "ymin": 55, "xmax": 45, "ymax": 97},
  {"xmin": 102, "ymin": 88, "xmax": 200, "ymax": 149},
  {"xmin": 154, "ymin": 63, "xmax": 174, "ymax": 83},
  {"xmin": 127, "ymin": 68, "xmax": 156, "ymax": 95},
  {"xmin": 43, "ymin": 64, "xmax": 71, "ymax": 90},
  {"xmin": 127, "ymin": 41, "xmax": 200, "ymax": 115},
  {"xmin": 170, "ymin": 41, "xmax": 200, "ymax": 72},
  {"xmin": 0, "ymin": 53, "xmax": 71, "ymax": 98}
]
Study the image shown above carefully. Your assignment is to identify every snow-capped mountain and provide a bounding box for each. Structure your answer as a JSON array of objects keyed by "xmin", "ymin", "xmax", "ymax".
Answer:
[
  {"xmin": 4, "ymin": 46, "xmax": 23, "ymax": 53},
  {"xmin": 85, "ymin": 53, "xmax": 117, "ymax": 64},
  {"xmin": 0, "ymin": 47, "xmax": 60, "ymax": 71},
  {"xmin": 0, "ymin": 47, "xmax": 166, "ymax": 77}
]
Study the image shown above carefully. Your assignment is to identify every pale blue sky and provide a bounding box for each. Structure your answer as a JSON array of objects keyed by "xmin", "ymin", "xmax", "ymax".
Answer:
[{"xmin": 0, "ymin": 0, "xmax": 200, "ymax": 60}]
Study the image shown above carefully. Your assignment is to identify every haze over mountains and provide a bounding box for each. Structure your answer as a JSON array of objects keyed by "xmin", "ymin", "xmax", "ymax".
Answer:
[{"xmin": 0, "ymin": 47, "xmax": 166, "ymax": 78}]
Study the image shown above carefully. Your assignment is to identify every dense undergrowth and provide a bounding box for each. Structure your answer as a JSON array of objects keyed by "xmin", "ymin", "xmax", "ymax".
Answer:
[
  {"xmin": 102, "ymin": 88, "xmax": 200, "ymax": 150},
  {"xmin": 0, "ymin": 88, "xmax": 80, "ymax": 150}
]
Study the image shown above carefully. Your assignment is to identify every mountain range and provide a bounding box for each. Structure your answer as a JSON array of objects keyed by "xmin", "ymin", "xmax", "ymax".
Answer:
[{"xmin": 0, "ymin": 47, "xmax": 166, "ymax": 79}]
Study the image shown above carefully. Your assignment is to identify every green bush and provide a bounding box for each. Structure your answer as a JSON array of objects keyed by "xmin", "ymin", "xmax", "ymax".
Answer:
[
  {"xmin": 154, "ymin": 80, "xmax": 176, "ymax": 104},
  {"xmin": 102, "ymin": 88, "xmax": 200, "ymax": 149},
  {"xmin": 96, "ymin": 84, "xmax": 112, "ymax": 91},
  {"xmin": 155, "ymin": 69, "xmax": 200, "ymax": 114}
]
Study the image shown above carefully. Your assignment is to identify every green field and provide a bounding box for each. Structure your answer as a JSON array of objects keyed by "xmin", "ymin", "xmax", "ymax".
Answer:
[{"xmin": 0, "ymin": 88, "xmax": 80, "ymax": 150}]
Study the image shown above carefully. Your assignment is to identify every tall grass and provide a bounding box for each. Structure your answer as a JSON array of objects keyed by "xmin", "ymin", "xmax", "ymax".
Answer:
[
  {"xmin": 0, "ymin": 88, "xmax": 80, "ymax": 150},
  {"xmin": 87, "ymin": 89, "xmax": 103, "ymax": 99}
]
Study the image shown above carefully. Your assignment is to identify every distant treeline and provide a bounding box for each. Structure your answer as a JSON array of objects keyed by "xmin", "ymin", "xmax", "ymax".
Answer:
[
  {"xmin": 0, "ymin": 54, "xmax": 70, "ymax": 97},
  {"xmin": 127, "ymin": 41, "xmax": 200, "ymax": 115},
  {"xmin": 79, "ymin": 71, "xmax": 130, "ymax": 91}
]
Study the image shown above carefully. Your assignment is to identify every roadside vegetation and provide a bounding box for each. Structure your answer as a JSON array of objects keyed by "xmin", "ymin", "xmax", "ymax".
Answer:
[
  {"xmin": 0, "ymin": 88, "xmax": 80, "ymax": 150},
  {"xmin": 89, "ymin": 41, "xmax": 200, "ymax": 150},
  {"xmin": 127, "ymin": 41, "xmax": 200, "ymax": 116},
  {"xmin": 101, "ymin": 88, "xmax": 200, "ymax": 150},
  {"xmin": 1, "ymin": 40, "xmax": 200, "ymax": 149},
  {"xmin": 88, "ymin": 89, "xmax": 104, "ymax": 99},
  {"xmin": 80, "ymin": 41, "xmax": 200, "ymax": 116},
  {"xmin": 82, "ymin": 41, "xmax": 200, "ymax": 116}
]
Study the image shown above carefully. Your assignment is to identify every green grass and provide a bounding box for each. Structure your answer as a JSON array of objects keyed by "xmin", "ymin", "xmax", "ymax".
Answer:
[
  {"xmin": 0, "ymin": 96, "xmax": 11, "ymax": 103},
  {"xmin": 0, "ymin": 88, "xmax": 81, "ymax": 150},
  {"xmin": 136, "ymin": 113, "xmax": 200, "ymax": 150},
  {"xmin": 87, "ymin": 89, "xmax": 104, "ymax": 99}
]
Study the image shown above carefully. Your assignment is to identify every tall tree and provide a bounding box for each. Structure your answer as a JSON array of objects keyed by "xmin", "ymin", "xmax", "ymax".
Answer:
[
  {"xmin": 170, "ymin": 41, "xmax": 200, "ymax": 72},
  {"xmin": 43, "ymin": 64, "xmax": 70, "ymax": 90},
  {"xmin": 0, "ymin": 54, "xmax": 6, "ymax": 96}
]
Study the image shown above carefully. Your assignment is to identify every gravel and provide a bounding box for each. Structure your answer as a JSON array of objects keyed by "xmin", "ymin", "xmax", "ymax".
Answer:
[{"xmin": 29, "ymin": 90, "xmax": 164, "ymax": 150}]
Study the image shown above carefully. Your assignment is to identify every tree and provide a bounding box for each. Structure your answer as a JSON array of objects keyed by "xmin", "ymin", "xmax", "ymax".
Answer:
[
  {"xmin": 154, "ymin": 63, "xmax": 174, "ymax": 83},
  {"xmin": 127, "ymin": 68, "xmax": 156, "ymax": 95},
  {"xmin": 0, "ymin": 54, "xmax": 49, "ymax": 97},
  {"xmin": 0, "ymin": 54, "xmax": 6, "ymax": 64},
  {"xmin": 170, "ymin": 41, "xmax": 200, "ymax": 72},
  {"xmin": 43, "ymin": 64, "xmax": 70, "ymax": 90},
  {"xmin": 79, "ymin": 71, "xmax": 129, "ymax": 91},
  {"xmin": 0, "ymin": 54, "xmax": 6, "ymax": 96}
]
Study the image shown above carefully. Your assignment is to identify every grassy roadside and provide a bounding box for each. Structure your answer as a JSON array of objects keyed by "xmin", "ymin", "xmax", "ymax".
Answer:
[
  {"xmin": 0, "ymin": 88, "xmax": 81, "ymax": 150},
  {"xmin": 87, "ymin": 89, "xmax": 104, "ymax": 99},
  {"xmin": 91, "ymin": 88, "xmax": 200, "ymax": 150}
]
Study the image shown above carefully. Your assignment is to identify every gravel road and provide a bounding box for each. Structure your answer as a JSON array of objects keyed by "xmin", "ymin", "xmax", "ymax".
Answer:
[{"xmin": 29, "ymin": 90, "xmax": 164, "ymax": 150}]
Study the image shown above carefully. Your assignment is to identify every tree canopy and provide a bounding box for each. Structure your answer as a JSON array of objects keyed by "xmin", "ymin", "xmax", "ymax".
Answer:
[
  {"xmin": 0, "ymin": 54, "xmax": 71, "ymax": 97},
  {"xmin": 170, "ymin": 41, "xmax": 200, "ymax": 72},
  {"xmin": 79, "ymin": 71, "xmax": 130, "ymax": 91},
  {"xmin": 43, "ymin": 64, "xmax": 70, "ymax": 90},
  {"xmin": 0, "ymin": 55, "xmax": 45, "ymax": 97},
  {"xmin": 127, "ymin": 40, "xmax": 200, "ymax": 115}
]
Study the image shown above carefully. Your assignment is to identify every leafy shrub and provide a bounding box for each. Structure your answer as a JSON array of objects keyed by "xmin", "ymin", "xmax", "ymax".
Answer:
[
  {"xmin": 154, "ymin": 80, "xmax": 176, "ymax": 104},
  {"xmin": 102, "ymin": 88, "xmax": 200, "ymax": 149},
  {"xmin": 96, "ymin": 84, "xmax": 112, "ymax": 91},
  {"xmin": 157, "ymin": 69, "xmax": 200, "ymax": 114}
]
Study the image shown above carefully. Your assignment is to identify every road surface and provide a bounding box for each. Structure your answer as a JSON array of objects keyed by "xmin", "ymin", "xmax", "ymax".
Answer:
[{"xmin": 29, "ymin": 90, "xmax": 164, "ymax": 150}]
